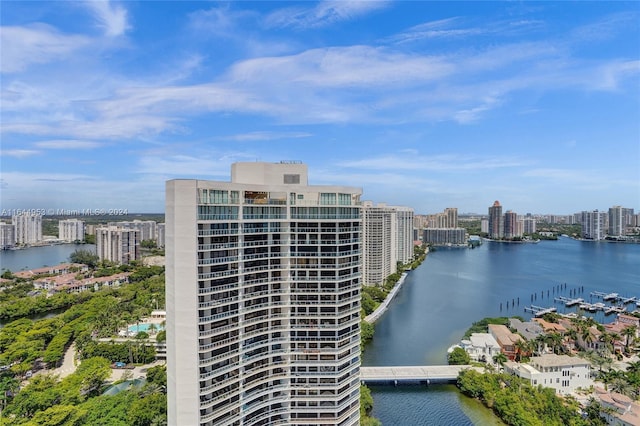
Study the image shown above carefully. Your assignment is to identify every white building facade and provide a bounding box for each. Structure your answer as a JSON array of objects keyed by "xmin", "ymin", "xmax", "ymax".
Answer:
[
  {"xmin": 0, "ymin": 222, "xmax": 16, "ymax": 249},
  {"xmin": 362, "ymin": 203, "xmax": 397, "ymax": 287},
  {"xmin": 459, "ymin": 333, "xmax": 501, "ymax": 363},
  {"xmin": 95, "ymin": 226, "xmax": 140, "ymax": 265},
  {"xmin": 156, "ymin": 223, "xmax": 165, "ymax": 248},
  {"xmin": 59, "ymin": 219, "xmax": 85, "ymax": 242},
  {"xmin": 582, "ymin": 210, "xmax": 606, "ymax": 240},
  {"xmin": 393, "ymin": 206, "xmax": 414, "ymax": 265},
  {"xmin": 108, "ymin": 220, "xmax": 157, "ymax": 242},
  {"xmin": 12, "ymin": 213, "xmax": 42, "ymax": 245},
  {"xmin": 166, "ymin": 162, "xmax": 362, "ymax": 426},
  {"xmin": 504, "ymin": 354, "xmax": 592, "ymax": 395}
]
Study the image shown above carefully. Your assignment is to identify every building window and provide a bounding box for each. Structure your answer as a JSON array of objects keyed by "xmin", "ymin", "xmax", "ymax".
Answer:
[{"xmin": 284, "ymin": 174, "xmax": 300, "ymax": 184}]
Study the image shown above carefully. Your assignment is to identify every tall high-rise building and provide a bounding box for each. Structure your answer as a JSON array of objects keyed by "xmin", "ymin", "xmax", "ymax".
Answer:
[
  {"xmin": 523, "ymin": 214, "xmax": 536, "ymax": 235},
  {"xmin": 444, "ymin": 208, "xmax": 458, "ymax": 229},
  {"xmin": 504, "ymin": 210, "xmax": 518, "ymax": 239},
  {"xmin": 362, "ymin": 203, "xmax": 397, "ymax": 286},
  {"xmin": 156, "ymin": 223, "xmax": 165, "ymax": 248},
  {"xmin": 488, "ymin": 201, "xmax": 503, "ymax": 239},
  {"xmin": 166, "ymin": 162, "xmax": 362, "ymax": 426},
  {"xmin": 608, "ymin": 206, "xmax": 634, "ymax": 237},
  {"xmin": 59, "ymin": 218, "xmax": 85, "ymax": 242},
  {"xmin": 0, "ymin": 222, "xmax": 16, "ymax": 249},
  {"xmin": 12, "ymin": 213, "xmax": 42, "ymax": 245},
  {"xmin": 95, "ymin": 226, "xmax": 140, "ymax": 264},
  {"xmin": 581, "ymin": 210, "xmax": 605, "ymax": 240},
  {"xmin": 480, "ymin": 218, "xmax": 489, "ymax": 234},
  {"xmin": 393, "ymin": 206, "xmax": 414, "ymax": 265},
  {"xmin": 108, "ymin": 220, "xmax": 157, "ymax": 242}
]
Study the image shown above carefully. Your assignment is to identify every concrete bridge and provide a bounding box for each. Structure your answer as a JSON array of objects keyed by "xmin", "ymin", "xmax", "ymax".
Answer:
[{"xmin": 360, "ymin": 365, "xmax": 483, "ymax": 386}]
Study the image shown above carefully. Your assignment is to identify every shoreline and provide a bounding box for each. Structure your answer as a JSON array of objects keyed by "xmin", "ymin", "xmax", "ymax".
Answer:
[{"xmin": 364, "ymin": 272, "xmax": 409, "ymax": 324}]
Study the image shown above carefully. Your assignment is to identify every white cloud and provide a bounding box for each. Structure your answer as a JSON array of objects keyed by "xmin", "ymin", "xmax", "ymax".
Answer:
[
  {"xmin": 84, "ymin": 1, "xmax": 130, "ymax": 37},
  {"xmin": 338, "ymin": 153, "xmax": 527, "ymax": 172},
  {"xmin": 264, "ymin": 1, "xmax": 389, "ymax": 29},
  {"xmin": 0, "ymin": 149, "xmax": 40, "ymax": 158},
  {"xmin": 34, "ymin": 140, "xmax": 103, "ymax": 149},
  {"xmin": 136, "ymin": 155, "xmax": 230, "ymax": 177},
  {"xmin": 224, "ymin": 131, "xmax": 313, "ymax": 142},
  {"xmin": 0, "ymin": 24, "xmax": 90, "ymax": 73},
  {"xmin": 229, "ymin": 45, "xmax": 454, "ymax": 88}
]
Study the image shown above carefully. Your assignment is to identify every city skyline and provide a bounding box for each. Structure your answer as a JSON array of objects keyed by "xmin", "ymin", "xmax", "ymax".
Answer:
[{"xmin": 1, "ymin": 1, "xmax": 639, "ymax": 214}]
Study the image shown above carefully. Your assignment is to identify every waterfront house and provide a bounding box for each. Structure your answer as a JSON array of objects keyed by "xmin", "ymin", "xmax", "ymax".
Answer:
[
  {"xmin": 504, "ymin": 353, "xmax": 592, "ymax": 396},
  {"xmin": 459, "ymin": 333, "xmax": 501, "ymax": 363},
  {"xmin": 509, "ymin": 318, "xmax": 543, "ymax": 341},
  {"xmin": 594, "ymin": 387, "xmax": 640, "ymax": 426},
  {"xmin": 488, "ymin": 324, "xmax": 523, "ymax": 360}
]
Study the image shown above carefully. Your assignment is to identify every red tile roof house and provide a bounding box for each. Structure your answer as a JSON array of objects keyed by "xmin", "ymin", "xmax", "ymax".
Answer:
[
  {"xmin": 13, "ymin": 263, "xmax": 88, "ymax": 279},
  {"xmin": 488, "ymin": 324, "xmax": 523, "ymax": 360},
  {"xmin": 58, "ymin": 272, "xmax": 130, "ymax": 294}
]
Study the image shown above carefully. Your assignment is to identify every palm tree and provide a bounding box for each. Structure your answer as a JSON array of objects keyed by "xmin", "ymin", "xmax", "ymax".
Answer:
[
  {"xmin": 514, "ymin": 339, "xmax": 532, "ymax": 361},
  {"xmin": 581, "ymin": 327, "xmax": 595, "ymax": 351},
  {"xmin": 493, "ymin": 352, "xmax": 508, "ymax": 368},
  {"xmin": 545, "ymin": 332, "xmax": 564, "ymax": 355},
  {"xmin": 621, "ymin": 326, "xmax": 637, "ymax": 354}
]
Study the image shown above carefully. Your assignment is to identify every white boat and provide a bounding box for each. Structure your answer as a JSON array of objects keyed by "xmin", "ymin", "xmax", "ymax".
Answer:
[{"xmin": 603, "ymin": 293, "xmax": 619, "ymax": 301}]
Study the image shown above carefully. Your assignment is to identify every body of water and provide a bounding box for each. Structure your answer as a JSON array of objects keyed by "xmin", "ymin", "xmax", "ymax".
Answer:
[
  {"xmin": 364, "ymin": 237, "xmax": 640, "ymax": 425},
  {"xmin": 0, "ymin": 243, "xmax": 95, "ymax": 272}
]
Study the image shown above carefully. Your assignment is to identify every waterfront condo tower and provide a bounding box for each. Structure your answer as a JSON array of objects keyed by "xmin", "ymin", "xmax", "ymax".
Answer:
[
  {"xmin": 166, "ymin": 162, "xmax": 362, "ymax": 426},
  {"xmin": 488, "ymin": 201, "xmax": 504, "ymax": 239}
]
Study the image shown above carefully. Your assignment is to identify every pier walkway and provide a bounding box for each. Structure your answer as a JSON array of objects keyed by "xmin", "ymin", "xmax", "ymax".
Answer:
[{"xmin": 360, "ymin": 365, "xmax": 483, "ymax": 385}]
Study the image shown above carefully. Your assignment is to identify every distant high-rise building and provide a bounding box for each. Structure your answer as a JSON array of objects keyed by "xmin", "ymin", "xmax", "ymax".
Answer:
[
  {"xmin": 423, "ymin": 228, "xmax": 467, "ymax": 245},
  {"xmin": 504, "ymin": 210, "xmax": 519, "ymax": 239},
  {"xmin": 444, "ymin": 208, "xmax": 458, "ymax": 229},
  {"xmin": 581, "ymin": 210, "xmax": 605, "ymax": 240},
  {"xmin": 363, "ymin": 203, "xmax": 397, "ymax": 286},
  {"xmin": 523, "ymin": 214, "xmax": 536, "ymax": 235},
  {"xmin": 608, "ymin": 206, "xmax": 635, "ymax": 236},
  {"xmin": 394, "ymin": 206, "xmax": 415, "ymax": 265},
  {"xmin": 156, "ymin": 223, "xmax": 165, "ymax": 248},
  {"xmin": 480, "ymin": 218, "xmax": 489, "ymax": 234},
  {"xmin": 12, "ymin": 213, "xmax": 42, "ymax": 245},
  {"xmin": 488, "ymin": 201, "xmax": 503, "ymax": 239},
  {"xmin": 0, "ymin": 223, "xmax": 15, "ymax": 249},
  {"xmin": 96, "ymin": 226, "xmax": 140, "ymax": 264},
  {"xmin": 59, "ymin": 219, "xmax": 85, "ymax": 242},
  {"xmin": 166, "ymin": 162, "xmax": 362, "ymax": 426},
  {"xmin": 108, "ymin": 220, "xmax": 157, "ymax": 242}
]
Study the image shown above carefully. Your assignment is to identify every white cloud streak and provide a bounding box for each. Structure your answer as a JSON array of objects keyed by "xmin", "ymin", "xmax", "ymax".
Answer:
[
  {"xmin": 0, "ymin": 149, "xmax": 40, "ymax": 158},
  {"xmin": 83, "ymin": 1, "xmax": 130, "ymax": 37},
  {"xmin": 265, "ymin": 1, "xmax": 389, "ymax": 29},
  {"xmin": 0, "ymin": 24, "xmax": 90, "ymax": 73},
  {"xmin": 34, "ymin": 140, "xmax": 103, "ymax": 149}
]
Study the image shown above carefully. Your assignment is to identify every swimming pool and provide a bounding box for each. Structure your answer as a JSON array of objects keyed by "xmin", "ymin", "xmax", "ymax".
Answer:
[{"xmin": 127, "ymin": 323, "xmax": 164, "ymax": 333}]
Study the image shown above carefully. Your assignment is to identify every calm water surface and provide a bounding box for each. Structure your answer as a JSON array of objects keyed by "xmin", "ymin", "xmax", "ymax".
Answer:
[
  {"xmin": 0, "ymin": 244, "xmax": 95, "ymax": 272},
  {"xmin": 365, "ymin": 237, "xmax": 640, "ymax": 425}
]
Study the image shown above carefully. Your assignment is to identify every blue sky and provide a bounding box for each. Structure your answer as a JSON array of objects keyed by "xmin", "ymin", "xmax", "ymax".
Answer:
[{"xmin": 1, "ymin": 1, "xmax": 639, "ymax": 215}]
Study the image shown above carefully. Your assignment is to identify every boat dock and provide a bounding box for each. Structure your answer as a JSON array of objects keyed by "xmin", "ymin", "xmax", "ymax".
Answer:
[
  {"xmin": 605, "ymin": 306, "xmax": 626, "ymax": 315},
  {"xmin": 524, "ymin": 305, "xmax": 557, "ymax": 317},
  {"xmin": 590, "ymin": 291, "xmax": 620, "ymax": 301},
  {"xmin": 554, "ymin": 296, "xmax": 584, "ymax": 307},
  {"xmin": 620, "ymin": 296, "xmax": 637, "ymax": 305}
]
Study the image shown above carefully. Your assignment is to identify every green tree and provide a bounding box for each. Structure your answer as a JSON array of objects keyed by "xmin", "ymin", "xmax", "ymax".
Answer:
[
  {"xmin": 493, "ymin": 352, "xmax": 508, "ymax": 367},
  {"xmin": 621, "ymin": 325, "xmax": 637, "ymax": 353},
  {"xmin": 448, "ymin": 347, "xmax": 471, "ymax": 365},
  {"xmin": 69, "ymin": 249, "xmax": 99, "ymax": 268}
]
